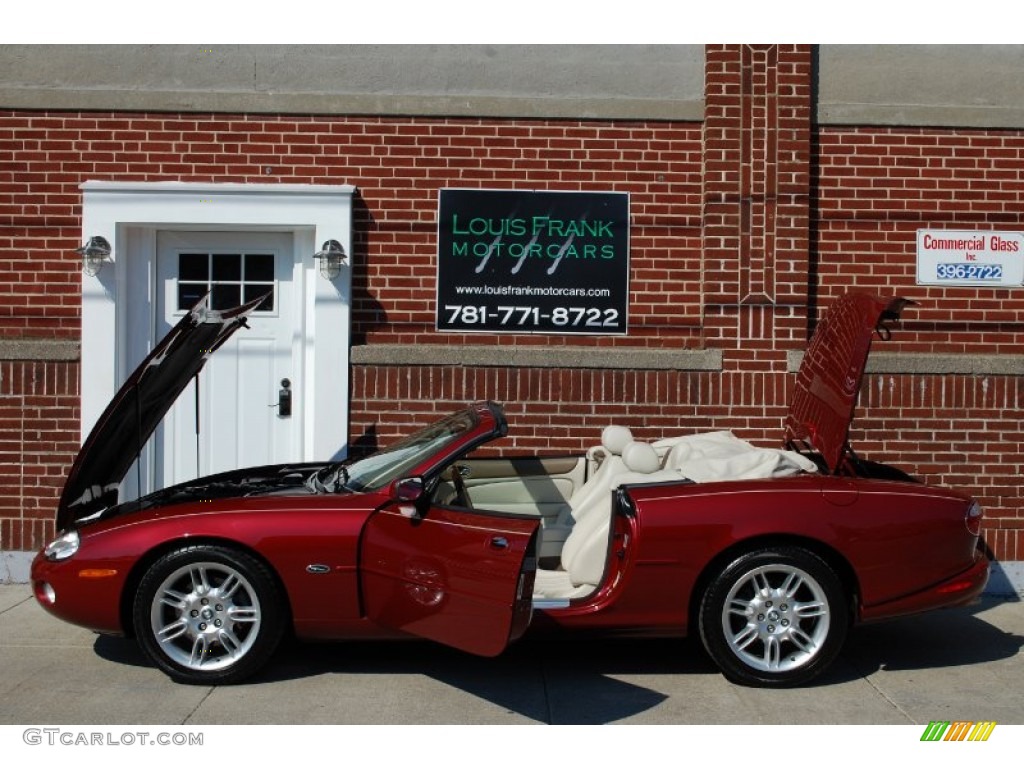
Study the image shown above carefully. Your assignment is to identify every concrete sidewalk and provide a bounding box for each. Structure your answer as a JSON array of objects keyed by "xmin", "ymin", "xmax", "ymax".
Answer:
[{"xmin": 1, "ymin": 583, "xmax": 1021, "ymax": 725}]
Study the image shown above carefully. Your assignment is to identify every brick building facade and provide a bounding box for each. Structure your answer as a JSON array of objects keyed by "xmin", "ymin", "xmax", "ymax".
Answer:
[{"xmin": 0, "ymin": 45, "xmax": 1021, "ymax": 588}]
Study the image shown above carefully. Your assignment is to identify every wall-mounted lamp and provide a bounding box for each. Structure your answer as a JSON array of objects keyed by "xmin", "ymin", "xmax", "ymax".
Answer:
[
  {"xmin": 76, "ymin": 236, "xmax": 112, "ymax": 276},
  {"xmin": 313, "ymin": 239, "xmax": 347, "ymax": 280}
]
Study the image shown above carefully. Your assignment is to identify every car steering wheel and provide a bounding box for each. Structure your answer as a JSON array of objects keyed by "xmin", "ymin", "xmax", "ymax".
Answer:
[{"xmin": 447, "ymin": 464, "xmax": 474, "ymax": 509}]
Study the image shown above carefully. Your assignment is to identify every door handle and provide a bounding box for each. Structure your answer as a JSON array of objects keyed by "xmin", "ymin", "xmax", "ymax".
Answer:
[
  {"xmin": 490, "ymin": 537, "xmax": 509, "ymax": 550},
  {"xmin": 275, "ymin": 378, "xmax": 292, "ymax": 418}
]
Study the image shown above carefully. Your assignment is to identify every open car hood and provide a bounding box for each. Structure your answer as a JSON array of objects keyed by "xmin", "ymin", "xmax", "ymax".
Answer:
[
  {"xmin": 57, "ymin": 295, "xmax": 263, "ymax": 529},
  {"xmin": 784, "ymin": 293, "xmax": 913, "ymax": 474}
]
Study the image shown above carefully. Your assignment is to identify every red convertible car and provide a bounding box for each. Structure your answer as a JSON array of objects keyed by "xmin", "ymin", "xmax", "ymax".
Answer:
[{"xmin": 32, "ymin": 292, "xmax": 989, "ymax": 687}]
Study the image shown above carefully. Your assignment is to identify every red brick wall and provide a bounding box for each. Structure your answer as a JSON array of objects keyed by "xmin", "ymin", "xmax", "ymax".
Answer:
[
  {"xmin": 349, "ymin": 119, "xmax": 705, "ymax": 348},
  {"xmin": 0, "ymin": 44, "xmax": 1021, "ymax": 564},
  {"xmin": 817, "ymin": 125, "xmax": 1024, "ymax": 563},
  {"xmin": 0, "ymin": 112, "xmax": 706, "ymax": 344},
  {"xmin": 350, "ymin": 368, "xmax": 795, "ymax": 454},
  {"xmin": 0, "ymin": 360, "xmax": 79, "ymax": 551},
  {"xmin": 853, "ymin": 373, "xmax": 1023, "ymax": 562},
  {"xmin": 816, "ymin": 127, "xmax": 1024, "ymax": 352}
]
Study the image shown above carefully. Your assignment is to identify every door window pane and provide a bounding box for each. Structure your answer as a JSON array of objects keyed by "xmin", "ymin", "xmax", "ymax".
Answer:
[
  {"xmin": 212, "ymin": 284, "xmax": 241, "ymax": 310},
  {"xmin": 212, "ymin": 253, "xmax": 242, "ymax": 281},
  {"xmin": 243, "ymin": 285, "xmax": 275, "ymax": 312},
  {"xmin": 175, "ymin": 251, "xmax": 276, "ymax": 312},
  {"xmin": 178, "ymin": 283, "xmax": 208, "ymax": 310},
  {"xmin": 246, "ymin": 253, "xmax": 275, "ymax": 282},
  {"xmin": 179, "ymin": 253, "xmax": 209, "ymax": 281}
]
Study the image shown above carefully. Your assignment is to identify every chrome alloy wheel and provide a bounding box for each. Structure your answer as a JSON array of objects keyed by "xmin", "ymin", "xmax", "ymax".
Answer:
[
  {"xmin": 149, "ymin": 561, "xmax": 263, "ymax": 672},
  {"xmin": 721, "ymin": 563, "xmax": 830, "ymax": 673}
]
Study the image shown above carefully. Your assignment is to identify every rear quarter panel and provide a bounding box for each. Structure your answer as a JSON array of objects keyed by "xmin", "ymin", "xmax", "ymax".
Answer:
[{"xmin": 620, "ymin": 474, "xmax": 978, "ymax": 631}]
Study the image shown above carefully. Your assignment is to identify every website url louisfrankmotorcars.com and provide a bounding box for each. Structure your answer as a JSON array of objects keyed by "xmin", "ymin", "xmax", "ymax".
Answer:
[{"xmin": 453, "ymin": 284, "xmax": 612, "ymax": 297}]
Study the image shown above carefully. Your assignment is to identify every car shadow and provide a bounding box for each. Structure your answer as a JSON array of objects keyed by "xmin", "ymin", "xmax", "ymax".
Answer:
[
  {"xmin": 257, "ymin": 634, "xmax": 701, "ymax": 723},
  {"xmin": 838, "ymin": 599, "xmax": 1024, "ymax": 677},
  {"xmin": 93, "ymin": 635, "xmax": 151, "ymax": 668},
  {"xmin": 91, "ymin": 600, "xmax": 1021, "ymax": 723}
]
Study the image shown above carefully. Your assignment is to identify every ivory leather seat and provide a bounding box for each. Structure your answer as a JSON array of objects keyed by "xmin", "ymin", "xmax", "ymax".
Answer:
[
  {"xmin": 567, "ymin": 425, "xmax": 634, "ymax": 518},
  {"xmin": 538, "ymin": 425, "xmax": 633, "ymax": 556},
  {"xmin": 533, "ymin": 441, "xmax": 681, "ymax": 600}
]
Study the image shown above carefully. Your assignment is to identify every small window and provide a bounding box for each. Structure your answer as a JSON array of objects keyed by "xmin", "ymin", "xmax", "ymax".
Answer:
[
  {"xmin": 176, "ymin": 252, "xmax": 275, "ymax": 312},
  {"xmin": 212, "ymin": 253, "xmax": 242, "ymax": 282}
]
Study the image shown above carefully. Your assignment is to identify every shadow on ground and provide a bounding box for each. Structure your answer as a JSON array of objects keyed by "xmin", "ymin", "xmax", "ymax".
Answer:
[
  {"xmin": 842, "ymin": 599, "xmax": 1023, "ymax": 674},
  {"xmin": 91, "ymin": 600, "xmax": 1021, "ymax": 723}
]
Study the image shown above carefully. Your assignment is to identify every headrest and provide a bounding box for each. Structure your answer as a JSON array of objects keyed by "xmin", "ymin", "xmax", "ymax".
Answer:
[
  {"xmin": 601, "ymin": 425, "xmax": 634, "ymax": 455},
  {"xmin": 622, "ymin": 441, "xmax": 660, "ymax": 474}
]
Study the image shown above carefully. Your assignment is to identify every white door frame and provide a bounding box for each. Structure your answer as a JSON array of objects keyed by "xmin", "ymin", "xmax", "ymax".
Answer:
[{"xmin": 79, "ymin": 181, "xmax": 356, "ymax": 479}]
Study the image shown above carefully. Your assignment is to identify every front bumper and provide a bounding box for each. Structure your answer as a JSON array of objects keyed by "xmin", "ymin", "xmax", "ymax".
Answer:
[{"xmin": 31, "ymin": 550, "xmax": 128, "ymax": 635}]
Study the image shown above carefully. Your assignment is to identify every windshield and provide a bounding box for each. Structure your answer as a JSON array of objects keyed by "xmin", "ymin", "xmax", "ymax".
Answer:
[{"xmin": 310, "ymin": 409, "xmax": 479, "ymax": 494}]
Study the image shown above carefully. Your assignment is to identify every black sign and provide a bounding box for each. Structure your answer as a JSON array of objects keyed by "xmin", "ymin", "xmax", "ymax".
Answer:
[{"xmin": 436, "ymin": 189, "xmax": 629, "ymax": 334}]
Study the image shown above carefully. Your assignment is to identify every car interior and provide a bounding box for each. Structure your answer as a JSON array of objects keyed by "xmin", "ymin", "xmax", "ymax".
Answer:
[{"xmin": 433, "ymin": 425, "xmax": 821, "ymax": 603}]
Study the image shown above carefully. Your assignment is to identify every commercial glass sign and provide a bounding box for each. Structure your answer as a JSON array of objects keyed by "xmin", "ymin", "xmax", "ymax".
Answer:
[
  {"xmin": 436, "ymin": 189, "xmax": 629, "ymax": 334},
  {"xmin": 916, "ymin": 229, "xmax": 1024, "ymax": 286}
]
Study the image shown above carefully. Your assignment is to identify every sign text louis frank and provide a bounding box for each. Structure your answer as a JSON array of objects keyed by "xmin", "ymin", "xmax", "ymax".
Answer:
[{"xmin": 917, "ymin": 230, "xmax": 1024, "ymax": 286}]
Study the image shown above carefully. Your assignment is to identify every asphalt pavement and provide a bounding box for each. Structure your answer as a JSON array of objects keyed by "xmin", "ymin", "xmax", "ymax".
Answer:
[{"xmin": 1, "ymin": 583, "xmax": 1021, "ymax": 725}]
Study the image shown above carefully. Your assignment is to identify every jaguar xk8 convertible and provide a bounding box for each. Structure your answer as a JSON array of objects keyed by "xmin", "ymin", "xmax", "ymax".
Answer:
[{"xmin": 32, "ymin": 292, "xmax": 989, "ymax": 687}]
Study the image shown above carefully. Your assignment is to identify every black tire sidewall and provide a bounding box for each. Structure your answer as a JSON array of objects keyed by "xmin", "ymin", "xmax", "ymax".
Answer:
[
  {"xmin": 699, "ymin": 546, "xmax": 848, "ymax": 687},
  {"xmin": 133, "ymin": 544, "xmax": 285, "ymax": 685}
]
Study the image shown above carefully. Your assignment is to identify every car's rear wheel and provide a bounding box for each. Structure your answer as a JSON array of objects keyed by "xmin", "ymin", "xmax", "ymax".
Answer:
[
  {"xmin": 133, "ymin": 545, "xmax": 285, "ymax": 685},
  {"xmin": 698, "ymin": 546, "xmax": 848, "ymax": 687}
]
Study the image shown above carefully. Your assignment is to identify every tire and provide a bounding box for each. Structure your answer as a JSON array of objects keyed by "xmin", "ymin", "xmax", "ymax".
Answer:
[
  {"xmin": 133, "ymin": 545, "xmax": 286, "ymax": 685},
  {"xmin": 698, "ymin": 546, "xmax": 848, "ymax": 687}
]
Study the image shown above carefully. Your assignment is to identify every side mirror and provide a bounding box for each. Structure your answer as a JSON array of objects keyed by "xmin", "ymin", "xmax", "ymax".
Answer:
[
  {"xmin": 392, "ymin": 476, "xmax": 426, "ymax": 520},
  {"xmin": 392, "ymin": 476, "xmax": 425, "ymax": 503}
]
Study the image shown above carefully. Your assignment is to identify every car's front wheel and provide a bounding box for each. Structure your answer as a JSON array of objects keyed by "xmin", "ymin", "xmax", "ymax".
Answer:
[
  {"xmin": 699, "ymin": 546, "xmax": 848, "ymax": 687},
  {"xmin": 133, "ymin": 545, "xmax": 286, "ymax": 685}
]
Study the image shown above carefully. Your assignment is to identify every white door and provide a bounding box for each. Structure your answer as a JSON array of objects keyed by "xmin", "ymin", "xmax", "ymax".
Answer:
[{"xmin": 155, "ymin": 231, "xmax": 299, "ymax": 487}]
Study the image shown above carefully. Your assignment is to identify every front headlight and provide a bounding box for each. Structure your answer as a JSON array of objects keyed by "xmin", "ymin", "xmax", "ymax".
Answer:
[{"xmin": 43, "ymin": 530, "xmax": 80, "ymax": 561}]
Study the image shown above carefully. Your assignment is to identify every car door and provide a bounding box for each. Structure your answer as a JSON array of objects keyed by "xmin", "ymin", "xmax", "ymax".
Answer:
[{"xmin": 360, "ymin": 499, "xmax": 539, "ymax": 657}]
